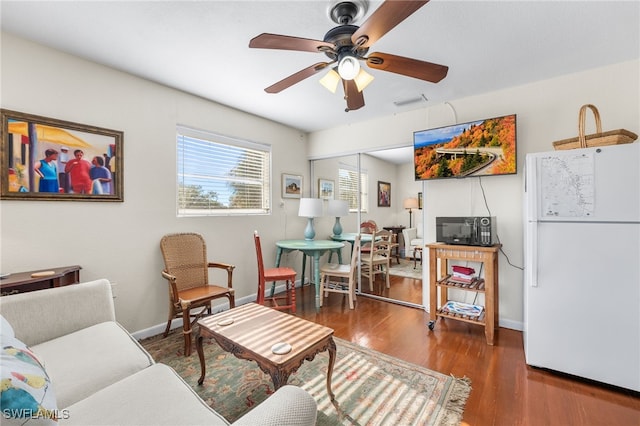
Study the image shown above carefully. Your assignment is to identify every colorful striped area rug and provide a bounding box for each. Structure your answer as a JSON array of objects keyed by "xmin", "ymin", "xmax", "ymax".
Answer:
[{"xmin": 140, "ymin": 330, "xmax": 470, "ymax": 425}]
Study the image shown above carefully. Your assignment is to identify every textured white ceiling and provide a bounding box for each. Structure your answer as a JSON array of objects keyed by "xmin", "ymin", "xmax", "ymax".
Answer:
[{"xmin": 1, "ymin": 0, "xmax": 638, "ymax": 137}]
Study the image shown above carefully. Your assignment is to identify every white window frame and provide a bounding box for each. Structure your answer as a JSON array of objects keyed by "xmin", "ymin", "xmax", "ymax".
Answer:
[
  {"xmin": 338, "ymin": 163, "xmax": 368, "ymax": 213},
  {"xmin": 176, "ymin": 125, "xmax": 271, "ymax": 217}
]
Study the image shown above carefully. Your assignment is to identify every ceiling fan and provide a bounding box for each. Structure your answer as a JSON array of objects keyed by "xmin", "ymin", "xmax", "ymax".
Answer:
[{"xmin": 249, "ymin": 0, "xmax": 448, "ymax": 112}]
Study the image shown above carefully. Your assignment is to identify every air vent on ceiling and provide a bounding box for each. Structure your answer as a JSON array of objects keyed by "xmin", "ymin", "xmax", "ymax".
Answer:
[{"xmin": 393, "ymin": 94, "xmax": 428, "ymax": 107}]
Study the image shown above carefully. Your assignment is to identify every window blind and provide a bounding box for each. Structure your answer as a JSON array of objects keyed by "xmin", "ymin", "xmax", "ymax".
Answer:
[
  {"xmin": 338, "ymin": 165, "xmax": 368, "ymax": 213},
  {"xmin": 177, "ymin": 126, "xmax": 271, "ymax": 216}
]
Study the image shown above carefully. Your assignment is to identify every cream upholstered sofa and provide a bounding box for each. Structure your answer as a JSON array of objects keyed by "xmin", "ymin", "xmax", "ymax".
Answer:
[
  {"xmin": 0, "ymin": 279, "xmax": 317, "ymax": 426},
  {"xmin": 402, "ymin": 226, "xmax": 424, "ymax": 259}
]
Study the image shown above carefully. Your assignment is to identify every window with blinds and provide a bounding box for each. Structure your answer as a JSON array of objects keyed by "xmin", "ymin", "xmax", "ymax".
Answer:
[
  {"xmin": 177, "ymin": 126, "xmax": 271, "ymax": 216},
  {"xmin": 338, "ymin": 165, "xmax": 368, "ymax": 213}
]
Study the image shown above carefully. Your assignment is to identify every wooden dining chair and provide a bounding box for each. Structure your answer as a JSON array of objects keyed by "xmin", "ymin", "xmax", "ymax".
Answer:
[
  {"xmin": 160, "ymin": 233, "xmax": 235, "ymax": 356},
  {"xmin": 361, "ymin": 229, "xmax": 392, "ymax": 290},
  {"xmin": 254, "ymin": 231, "xmax": 297, "ymax": 312},
  {"xmin": 360, "ymin": 220, "xmax": 377, "ymax": 235},
  {"xmin": 360, "ymin": 220, "xmax": 378, "ymax": 255},
  {"xmin": 320, "ymin": 234, "xmax": 361, "ymax": 309}
]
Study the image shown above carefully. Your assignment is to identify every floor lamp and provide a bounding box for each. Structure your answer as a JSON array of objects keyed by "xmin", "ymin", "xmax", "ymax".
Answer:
[{"xmin": 403, "ymin": 197, "xmax": 419, "ymax": 228}]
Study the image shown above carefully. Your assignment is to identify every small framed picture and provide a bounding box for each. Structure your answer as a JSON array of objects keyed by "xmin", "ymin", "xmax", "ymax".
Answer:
[
  {"xmin": 377, "ymin": 181, "xmax": 391, "ymax": 207},
  {"xmin": 318, "ymin": 178, "xmax": 334, "ymax": 200},
  {"xmin": 418, "ymin": 192, "xmax": 423, "ymax": 209},
  {"xmin": 282, "ymin": 173, "xmax": 302, "ymax": 199}
]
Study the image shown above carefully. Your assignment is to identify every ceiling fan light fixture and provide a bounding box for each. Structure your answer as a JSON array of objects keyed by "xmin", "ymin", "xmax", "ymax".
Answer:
[
  {"xmin": 319, "ymin": 68, "xmax": 341, "ymax": 93},
  {"xmin": 354, "ymin": 68, "xmax": 374, "ymax": 92},
  {"xmin": 338, "ymin": 55, "xmax": 360, "ymax": 80},
  {"xmin": 249, "ymin": 0, "xmax": 443, "ymax": 112}
]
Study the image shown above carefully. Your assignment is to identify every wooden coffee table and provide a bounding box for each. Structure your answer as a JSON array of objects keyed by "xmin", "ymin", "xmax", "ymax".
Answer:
[{"xmin": 196, "ymin": 303, "xmax": 336, "ymax": 399}]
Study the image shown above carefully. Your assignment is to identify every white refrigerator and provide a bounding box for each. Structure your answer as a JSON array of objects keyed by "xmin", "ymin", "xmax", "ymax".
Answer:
[{"xmin": 523, "ymin": 142, "xmax": 640, "ymax": 392}]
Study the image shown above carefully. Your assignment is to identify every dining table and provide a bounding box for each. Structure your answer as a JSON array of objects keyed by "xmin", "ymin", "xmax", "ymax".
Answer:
[{"xmin": 275, "ymin": 239, "xmax": 345, "ymax": 308}]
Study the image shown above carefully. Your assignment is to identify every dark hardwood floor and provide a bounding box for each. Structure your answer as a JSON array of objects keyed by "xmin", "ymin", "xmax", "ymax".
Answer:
[{"xmin": 294, "ymin": 275, "xmax": 640, "ymax": 425}]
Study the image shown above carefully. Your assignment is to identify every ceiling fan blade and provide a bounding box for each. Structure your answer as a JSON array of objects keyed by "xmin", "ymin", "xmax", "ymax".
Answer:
[
  {"xmin": 265, "ymin": 62, "xmax": 332, "ymax": 93},
  {"xmin": 351, "ymin": 0, "xmax": 429, "ymax": 49},
  {"xmin": 250, "ymin": 33, "xmax": 335, "ymax": 53},
  {"xmin": 366, "ymin": 52, "xmax": 448, "ymax": 83},
  {"xmin": 343, "ymin": 79, "xmax": 365, "ymax": 111}
]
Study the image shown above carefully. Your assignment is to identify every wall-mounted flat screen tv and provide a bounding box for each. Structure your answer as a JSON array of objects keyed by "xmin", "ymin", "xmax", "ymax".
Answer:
[{"xmin": 413, "ymin": 114, "xmax": 517, "ymax": 181}]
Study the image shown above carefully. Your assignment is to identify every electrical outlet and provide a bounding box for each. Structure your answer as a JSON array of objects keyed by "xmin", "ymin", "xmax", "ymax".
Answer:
[{"xmin": 110, "ymin": 281, "xmax": 118, "ymax": 298}]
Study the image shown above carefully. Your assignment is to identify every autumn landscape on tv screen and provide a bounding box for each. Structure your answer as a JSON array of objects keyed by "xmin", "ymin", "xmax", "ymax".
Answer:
[{"xmin": 413, "ymin": 114, "xmax": 517, "ymax": 181}]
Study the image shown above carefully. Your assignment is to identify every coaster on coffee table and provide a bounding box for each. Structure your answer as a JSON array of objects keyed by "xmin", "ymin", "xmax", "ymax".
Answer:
[
  {"xmin": 217, "ymin": 318, "xmax": 234, "ymax": 326},
  {"xmin": 271, "ymin": 342, "xmax": 292, "ymax": 355}
]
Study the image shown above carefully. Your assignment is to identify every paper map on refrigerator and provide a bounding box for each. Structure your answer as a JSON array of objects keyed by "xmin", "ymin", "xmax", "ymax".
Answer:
[{"xmin": 540, "ymin": 152, "xmax": 595, "ymax": 218}]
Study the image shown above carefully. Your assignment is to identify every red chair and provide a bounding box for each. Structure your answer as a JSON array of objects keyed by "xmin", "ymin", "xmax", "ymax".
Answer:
[{"xmin": 254, "ymin": 231, "xmax": 297, "ymax": 312}]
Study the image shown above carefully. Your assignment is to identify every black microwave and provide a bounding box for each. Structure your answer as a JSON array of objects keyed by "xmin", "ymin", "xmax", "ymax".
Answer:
[{"xmin": 435, "ymin": 217, "xmax": 497, "ymax": 247}]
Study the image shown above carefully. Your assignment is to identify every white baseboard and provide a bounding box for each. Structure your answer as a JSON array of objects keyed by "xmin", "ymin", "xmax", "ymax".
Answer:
[{"xmin": 499, "ymin": 318, "xmax": 523, "ymax": 331}]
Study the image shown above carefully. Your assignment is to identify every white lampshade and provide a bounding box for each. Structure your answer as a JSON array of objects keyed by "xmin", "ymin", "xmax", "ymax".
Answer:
[
  {"xmin": 327, "ymin": 199, "xmax": 349, "ymax": 217},
  {"xmin": 298, "ymin": 198, "xmax": 323, "ymax": 218},
  {"xmin": 403, "ymin": 198, "xmax": 419, "ymax": 209}
]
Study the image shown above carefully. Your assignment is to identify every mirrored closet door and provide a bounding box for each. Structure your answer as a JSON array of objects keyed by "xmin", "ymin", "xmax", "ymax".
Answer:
[{"xmin": 311, "ymin": 148, "xmax": 423, "ymax": 308}]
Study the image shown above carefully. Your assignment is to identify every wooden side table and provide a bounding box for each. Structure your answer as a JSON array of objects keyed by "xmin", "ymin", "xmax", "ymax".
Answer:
[
  {"xmin": 382, "ymin": 226, "xmax": 405, "ymax": 263},
  {"xmin": 413, "ymin": 246, "xmax": 423, "ymax": 269},
  {"xmin": 0, "ymin": 265, "xmax": 81, "ymax": 296},
  {"xmin": 426, "ymin": 243, "xmax": 500, "ymax": 345}
]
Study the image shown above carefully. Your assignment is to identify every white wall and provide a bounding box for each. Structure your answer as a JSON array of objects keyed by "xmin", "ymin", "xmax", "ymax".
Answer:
[
  {"xmin": 309, "ymin": 59, "xmax": 640, "ymax": 330},
  {"xmin": 2, "ymin": 31, "xmax": 638, "ymax": 333},
  {"xmin": 0, "ymin": 33, "xmax": 313, "ymax": 334}
]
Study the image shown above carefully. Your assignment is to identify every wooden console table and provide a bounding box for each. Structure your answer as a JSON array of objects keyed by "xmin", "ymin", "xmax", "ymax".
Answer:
[
  {"xmin": 382, "ymin": 225, "xmax": 405, "ymax": 263},
  {"xmin": 426, "ymin": 243, "xmax": 500, "ymax": 345},
  {"xmin": 0, "ymin": 265, "xmax": 81, "ymax": 296}
]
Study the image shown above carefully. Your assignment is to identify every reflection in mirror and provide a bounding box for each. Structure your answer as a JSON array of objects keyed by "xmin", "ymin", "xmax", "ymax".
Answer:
[
  {"xmin": 311, "ymin": 147, "xmax": 422, "ymax": 308},
  {"xmin": 311, "ymin": 154, "xmax": 360, "ymax": 235}
]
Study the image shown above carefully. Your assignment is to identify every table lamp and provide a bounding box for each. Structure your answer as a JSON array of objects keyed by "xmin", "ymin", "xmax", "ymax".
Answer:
[
  {"xmin": 403, "ymin": 197, "xmax": 419, "ymax": 228},
  {"xmin": 327, "ymin": 199, "xmax": 349, "ymax": 236},
  {"xmin": 298, "ymin": 198, "xmax": 323, "ymax": 240}
]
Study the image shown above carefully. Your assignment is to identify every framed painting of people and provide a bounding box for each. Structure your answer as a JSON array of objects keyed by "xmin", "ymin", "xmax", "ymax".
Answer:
[
  {"xmin": 377, "ymin": 181, "xmax": 391, "ymax": 207},
  {"xmin": 1, "ymin": 109, "xmax": 123, "ymax": 201}
]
